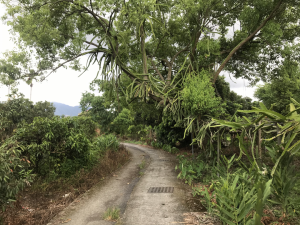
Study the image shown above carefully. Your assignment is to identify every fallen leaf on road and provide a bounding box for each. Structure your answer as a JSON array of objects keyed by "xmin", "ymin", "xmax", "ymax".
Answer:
[{"xmin": 62, "ymin": 218, "xmax": 71, "ymax": 223}]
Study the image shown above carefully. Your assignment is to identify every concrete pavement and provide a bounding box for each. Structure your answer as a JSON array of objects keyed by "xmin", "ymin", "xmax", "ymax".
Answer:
[
  {"xmin": 122, "ymin": 143, "xmax": 188, "ymax": 225},
  {"xmin": 48, "ymin": 143, "xmax": 189, "ymax": 225}
]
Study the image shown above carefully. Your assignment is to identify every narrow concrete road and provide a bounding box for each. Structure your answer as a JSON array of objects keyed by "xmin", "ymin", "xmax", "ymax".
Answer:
[
  {"xmin": 48, "ymin": 143, "xmax": 188, "ymax": 225},
  {"xmin": 122, "ymin": 143, "xmax": 188, "ymax": 225}
]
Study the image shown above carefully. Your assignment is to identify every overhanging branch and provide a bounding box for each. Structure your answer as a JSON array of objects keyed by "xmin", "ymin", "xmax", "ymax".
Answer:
[{"xmin": 212, "ymin": 0, "xmax": 284, "ymax": 83}]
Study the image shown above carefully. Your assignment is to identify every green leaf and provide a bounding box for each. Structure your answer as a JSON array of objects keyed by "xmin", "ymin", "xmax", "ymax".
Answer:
[
  {"xmin": 237, "ymin": 201, "xmax": 255, "ymax": 222},
  {"xmin": 263, "ymin": 180, "xmax": 272, "ymax": 203},
  {"xmin": 239, "ymin": 109, "xmax": 286, "ymax": 120},
  {"xmin": 216, "ymin": 205, "xmax": 235, "ymax": 220},
  {"xmin": 215, "ymin": 213, "xmax": 236, "ymax": 225},
  {"xmin": 231, "ymin": 174, "xmax": 239, "ymax": 190}
]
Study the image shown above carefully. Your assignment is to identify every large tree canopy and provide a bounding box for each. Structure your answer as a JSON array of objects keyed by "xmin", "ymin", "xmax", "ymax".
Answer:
[{"xmin": 1, "ymin": 0, "xmax": 300, "ymax": 122}]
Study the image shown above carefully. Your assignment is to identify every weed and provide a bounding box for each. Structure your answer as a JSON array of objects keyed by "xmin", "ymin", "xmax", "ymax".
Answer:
[
  {"xmin": 139, "ymin": 171, "xmax": 144, "ymax": 176},
  {"xmin": 96, "ymin": 134, "xmax": 120, "ymax": 152},
  {"xmin": 139, "ymin": 160, "xmax": 146, "ymax": 169},
  {"xmin": 103, "ymin": 207, "xmax": 120, "ymax": 221},
  {"xmin": 175, "ymin": 155, "xmax": 207, "ymax": 185}
]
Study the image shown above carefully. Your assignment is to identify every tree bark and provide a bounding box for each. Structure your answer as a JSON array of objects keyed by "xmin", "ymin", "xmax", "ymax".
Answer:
[{"xmin": 140, "ymin": 24, "xmax": 148, "ymax": 79}]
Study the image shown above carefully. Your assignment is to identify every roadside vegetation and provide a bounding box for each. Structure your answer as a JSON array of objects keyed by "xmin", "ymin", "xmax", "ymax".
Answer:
[
  {"xmin": 0, "ymin": 93, "xmax": 129, "ymax": 225},
  {"xmin": 175, "ymin": 101, "xmax": 300, "ymax": 224},
  {"xmin": 1, "ymin": 0, "xmax": 300, "ymax": 224},
  {"xmin": 103, "ymin": 207, "xmax": 120, "ymax": 221}
]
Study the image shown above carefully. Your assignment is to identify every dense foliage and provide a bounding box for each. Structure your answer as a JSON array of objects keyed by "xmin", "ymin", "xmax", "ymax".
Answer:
[
  {"xmin": 255, "ymin": 59, "xmax": 300, "ymax": 114},
  {"xmin": 0, "ymin": 97, "xmax": 55, "ymax": 140},
  {"xmin": 1, "ymin": 0, "xmax": 299, "ymax": 140},
  {"xmin": 181, "ymin": 71, "xmax": 223, "ymax": 118},
  {"xmin": 14, "ymin": 116, "xmax": 96, "ymax": 176},
  {"xmin": 174, "ymin": 100, "xmax": 300, "ymax": 223},
  {"xmin": 0, "ymin": 138, "xmax": 34, "ymax": 209},
  {"xmin": 80, "ymin": 92, "xmax": 117, "ymax": 132},
  {"xmin": 1, "ymin": 0, "xmax": 300, "ymax": 223},
  {"xmin": 0, "ymin": 93, "xmax": 126, "ymax": 211}
]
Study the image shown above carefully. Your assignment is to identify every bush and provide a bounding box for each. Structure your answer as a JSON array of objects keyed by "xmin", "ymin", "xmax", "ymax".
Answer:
[
  {"xmin": 110, "ymin": 108, "xmax": 134, "ymax": 135},
  {"xmin": 0, "ymin": 116, "xmax": 121, "ymax": 210},
  {"xmin": 162, "ymin": 144, "xmax": 179, "ymax": 154},
  {"xmin": 0, "ymin": 97, "xmax": 55, "ymax": 141},
  {"xmin": 0, "ymin": 138, "xmax": 34, "ymax": 209},
  {"xmin": 13, "ymin": 116, "xmax": 96, "ymax": 177},
  {"xmin": 151, "ymin": 141, "xmax": 163, "ymax": 149},
  {"xmin": 181, "ymin": 70, "xmax": 223, "ymax": 117},
  {"xmin": 175, "ymin": 155, "xmax": 207, "ymax": 185},
  {"xmin": 95, "ymin": 134, "xmax": 120, "ymax": 152}
]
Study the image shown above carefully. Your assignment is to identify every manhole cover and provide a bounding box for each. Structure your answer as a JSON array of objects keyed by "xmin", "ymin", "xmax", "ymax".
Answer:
[{"xmin": 148, "ymin": 187, "xmax": 174, "ymax": 193}]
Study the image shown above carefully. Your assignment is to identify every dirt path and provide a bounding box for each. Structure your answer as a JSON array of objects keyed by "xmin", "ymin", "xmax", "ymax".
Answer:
[{"xmin": 48, "ymin": 143, "xmax": 190, "ymax": 225}]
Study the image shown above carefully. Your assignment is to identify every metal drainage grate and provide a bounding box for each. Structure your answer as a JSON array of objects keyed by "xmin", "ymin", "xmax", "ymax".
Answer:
[
  {"xmin": 148, "ymin": 187, "xmax": 174, "ymax": 193},
  {"xmin": 159, "ymin": 159, "xmax": 170, "ymax": 162}
]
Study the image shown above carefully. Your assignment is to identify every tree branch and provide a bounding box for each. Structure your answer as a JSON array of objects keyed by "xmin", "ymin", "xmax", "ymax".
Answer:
[
  {"xmin": 89, "ymin": 0, "xmax": 94, "ymax": 12},
  {"xmin": 171, "ymin": 46, "xmax": 189, "ymax": 64},
  {"xmin": 212, "ymin": 0, "xmax": 284, "ymax": 83},
  {"xmin": 150, "ymin": 58, "xmax": 164, "ymax": 81},
  {"xmin": 43, "ymin": 51, "xmax": 97, "ymax": 80},
  {"xmin": 70, "ymin": 0, "xmax": 108, "ymax": 31},
  {"xmin": 164, "ymin": 46, "xmax": 190, "ymax": 85}
]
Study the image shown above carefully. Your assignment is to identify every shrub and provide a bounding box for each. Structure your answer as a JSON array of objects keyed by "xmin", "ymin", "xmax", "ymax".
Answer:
[
  {"xmin": 95, "ymin": 134, "xmax": 120, "ymax": 152},
  {"xmin": 154, "ymin": 116, "xmax": 188, "ymax": 146},
  {"xmin": 13, "ymin": 116, "xmax": 96, "ymax": 177},
  {"xmin": 110, "ymin": 108, "xmax": 134, "ymax": 135},
  {"xmin": 175, "ymin": 155, "xmax": 206, "ymax": 185},
  {"xmin": 0, "ymin": 115, "xmax": 100, "ymax": 209},
  {"xmin": 162, "ymin": 144, "xmax": 179, "ymax": 154},
  {"xmin": 151, "ymin": 141, "xmax": 163, "ymax": 149},
  {"xmin": 0, "ymin": 138, "xmax": 34, "ymax": 209},
  {"xmin": 0, "ymin": 97, "xmax": 55, "ymax": 141},
  {"xmin": 181, "ymin": 70, "xmax": 223, "ymax": 117}
]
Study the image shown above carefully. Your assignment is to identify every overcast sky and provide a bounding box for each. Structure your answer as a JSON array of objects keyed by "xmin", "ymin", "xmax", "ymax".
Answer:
[{"xmin": 0, "ymin": 6, "xmax": 258, "ymax": 106}]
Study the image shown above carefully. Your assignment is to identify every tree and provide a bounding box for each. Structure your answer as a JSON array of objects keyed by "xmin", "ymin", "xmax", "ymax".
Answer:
[
  {"xmin": 1, "ymin": 0, "xmax": 299, "ymax": 143},
  {"xmin": 254, "ymin": 59, "xmax": 300, "ymax": 114},
  {"xmin": 111, "ymin": 108, "xmax": 134, "ymax": 135},
  {"xmin": 1, "ymin": 0, "xmax": 299, "ymax": 100},
  {"xmin": 215, "ymin": 76, "xmax": 256, "ymax": 116},
  {"xmin": 80, "ymin": 92, "xmax": 117, "ymax": 131},
  {"xmin": 0, "ymin": 95, "xmax": 55, "ymax": 140}
]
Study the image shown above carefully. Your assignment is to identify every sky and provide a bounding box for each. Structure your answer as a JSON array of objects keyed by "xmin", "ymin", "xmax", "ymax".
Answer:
[{"xmin": 0, "ymin": 6, "xmax": 258, "ymax": 106}]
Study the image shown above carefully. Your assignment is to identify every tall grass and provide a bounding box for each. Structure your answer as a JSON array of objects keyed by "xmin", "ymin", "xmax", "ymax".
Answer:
[{"xmin": 95, "ymin": 134, "xmax": 120, "ymax": 151}]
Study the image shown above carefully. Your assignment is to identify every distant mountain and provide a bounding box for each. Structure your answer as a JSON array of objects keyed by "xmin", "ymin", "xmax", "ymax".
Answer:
[{"xmin": 52, "ymin": 102, "xmax": 82, "ymax": 117}]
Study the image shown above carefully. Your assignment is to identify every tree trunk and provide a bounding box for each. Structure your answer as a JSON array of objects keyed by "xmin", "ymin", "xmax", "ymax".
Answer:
[{"xmin": 140, "ymin": 24, "xmax": 148, "ymax": 79}]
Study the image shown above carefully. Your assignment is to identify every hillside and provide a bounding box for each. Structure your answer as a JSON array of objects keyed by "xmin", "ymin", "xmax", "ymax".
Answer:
[{"xmin": 52, "ymin": 102, "xmax": 82, "ymax": 117}]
